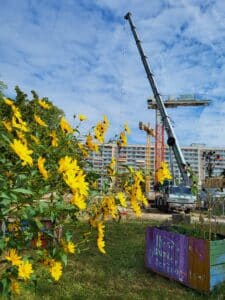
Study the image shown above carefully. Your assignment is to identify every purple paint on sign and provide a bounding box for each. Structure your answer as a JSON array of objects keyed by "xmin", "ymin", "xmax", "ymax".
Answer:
[{"xmin": 146, "ymin": 227, "xmax": 188, "ymax": 284}]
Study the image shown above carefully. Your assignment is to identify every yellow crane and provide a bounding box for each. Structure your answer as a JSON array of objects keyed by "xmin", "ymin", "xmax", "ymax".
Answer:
[{"xmin": 139, "ymin": 122, "xmax": 155, "ymax": 199}]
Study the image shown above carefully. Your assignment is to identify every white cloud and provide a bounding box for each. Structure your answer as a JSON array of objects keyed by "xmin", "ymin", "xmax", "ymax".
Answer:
[{"xmin": 0, "ymin": 0, "xmax": 224, "ymax": 148}]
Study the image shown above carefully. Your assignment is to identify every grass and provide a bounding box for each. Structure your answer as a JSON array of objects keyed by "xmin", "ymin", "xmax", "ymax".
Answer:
[{"xmin": 15, "ymin": 219, "xmax": 225, "ymax": 300}]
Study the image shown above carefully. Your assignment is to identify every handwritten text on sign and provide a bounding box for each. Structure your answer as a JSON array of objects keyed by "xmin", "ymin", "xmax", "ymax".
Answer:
[{"xmin": 145, "ymin": 227, "xmax": 188, "ymax": 283}]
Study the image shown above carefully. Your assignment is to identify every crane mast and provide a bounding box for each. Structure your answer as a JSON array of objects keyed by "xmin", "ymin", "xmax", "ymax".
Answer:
[{"xmin": 124, "ymin": 12, "xmax": 189, "ymax": 185}]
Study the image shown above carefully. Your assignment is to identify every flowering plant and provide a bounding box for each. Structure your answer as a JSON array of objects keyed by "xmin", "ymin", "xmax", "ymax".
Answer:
[
  {"xmin": 0, "ymin": 86, "xmax": 147, "ymax": 298},
  {"xmin": 155, "ymin": 161, "xmax": 172, "ymax": 185}
]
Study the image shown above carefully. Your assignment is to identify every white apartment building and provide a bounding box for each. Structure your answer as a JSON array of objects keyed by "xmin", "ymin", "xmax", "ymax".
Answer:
[{"xmin": 88, "ymin": 143, "xmax": 225, "ymax": 186}]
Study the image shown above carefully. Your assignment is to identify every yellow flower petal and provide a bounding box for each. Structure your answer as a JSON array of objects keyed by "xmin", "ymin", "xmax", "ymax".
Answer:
[
  {"xmin": 34, "ymin": 114, "xmax": 47, "ymax": 127},
  {"xmin": 18, "ymin": 261, "xmax": 33, "ymax": 280},
  {"xmin": 50, "ymin": 261, "xmax": 62, "ymax": 281},
  {"xmin": 77, "ymin": 114, "xmax": 87, "ymax": 121},
  {"xmin": 10, "ymin": 139, "xmax": 33, "ymax": 166}
]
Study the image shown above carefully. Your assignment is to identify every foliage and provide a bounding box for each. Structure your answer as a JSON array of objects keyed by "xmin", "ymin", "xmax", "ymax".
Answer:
[
  {"xmin": 0, "ymin": 80, "xmax": 7, "ymax": 97},
  {"xmin": 0, "ymin": 87, "xmax": 147, "ymax": 298}
]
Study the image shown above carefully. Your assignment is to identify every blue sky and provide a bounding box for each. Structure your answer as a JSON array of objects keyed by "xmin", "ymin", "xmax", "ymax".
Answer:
[{"xmin": 0, "ymin": 0, "xmax": 225, "ymax": 146}]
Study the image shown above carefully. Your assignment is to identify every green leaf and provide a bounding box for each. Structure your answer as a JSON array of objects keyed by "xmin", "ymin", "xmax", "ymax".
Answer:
[
  {"xmin": 52, "ymin": 247, "xmax": 57, "ymax": 257},
  {"xmin": 1, "ymin": 133, "xmax": 11, "ymax": 143},
  {"xmin": 65, "ymin": 231, "xmax": 72, "ymax": 241},
  {"xmin": 11, "ymin": 188, "xmax": 33, "ymax": 195},
  {"xmin": 9, "ymin": 193, "xmax": 17, "ymax": 201},
  {"xmin": 35, "ymin": 219, "xmax": 44, "ymax": 230},
  {"xmin": 0, "ymin": 192, "xmax": 10, "ymax": 199},
  {"xmin": 0, "ymin": 238, "xmax": 5, "ymax": 250},
  {"xmin": 60, "ymin": 252, "xmax": 68, "ymax": 266},
  {"xmin": 0, "ymin": 277, "xmax": 10, "ymax": 297},
  {"xmin": 0, "ymin": 198, "xmax": 11, "ymax": 206},
  {"xmin": 17, "ymin": 174, "xmax": 27, "ymax": 181}
]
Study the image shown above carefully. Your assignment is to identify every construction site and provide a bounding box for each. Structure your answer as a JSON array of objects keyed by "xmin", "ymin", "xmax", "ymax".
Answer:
[{"xmin": 89, "ymin": 13, "xmax": 225, "ymax": 218}]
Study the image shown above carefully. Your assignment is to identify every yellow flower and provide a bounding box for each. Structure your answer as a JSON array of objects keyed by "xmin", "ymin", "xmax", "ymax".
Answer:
[
  {"xmin": 108, "ymin": 158, "xmax": 116, "ymax": 176},
  {"xmin": 124, "ymin": 122, "xmax": 130, "ymax": 134},
  {"xmin": 67, "ymin": 241, "xmax": 75, "ymax": 254},
  {"xmin": 102, "ymin": 196, "xmax": 117, "ymax": 219},
  {"xmin": 78, "ymin": 143, "xmax": 89, "ymax": 157},
  {"xmin": 31, "ymin": 135, "xmax": 40, "ymax": 144},
  {"xmin": 97, "ymin": 222, "xmax": 105, "ymax": 237},
  {"xmin": 42, "ymin": 256, "xmax": 54, "ymax": 267},
  {"xmin": 156, "ymin": 161, "xmax": 172, "ymax": 184},
  {"xmin": 91, "ymin": 181, "xmax": 98, "ymax": 189},
  {"xmin": 50, "ymin": 130, "xmax": 58, "ymax": 147},
  {"xmin": 2, "ymin": 120, "xmax": 12, "ymax": 132},
  {"xmin": 117, "ymin": 192, "xmax": 127, "ymax": 207},
  {"xmin": 135, "ymin": 170, "xmax": 144, "ymax": 183},
  {"xmin": 71, "ymin": 172, "xmax": 89, "ymax": 195},
  {"xmin": 94, "ymin": 129, "xmax": 104, "ymax": 143},
  {"xmin": 16, "ymin": 130, "xmax": 27, "ymax": 145},
  {"xmin": 11, "ymin": 280, "xmax": 20, "ymax": 295},
  {"xmin": 62, "ymin": 240, "xmax": 75, "ymax": 254},
  {"xmin": 10, "ymin": 139, "xmax": 33, "ymax": 166},
  {"xmin": 103, "ymin": 115, "xmax": 110, "ymax": 127},
  {"xmin": 77, "ymin": 114, "xmax": 87, "ymax": 121},
  {"xmin": 36, "ymin": 232, "xmax": 43, "ymax": 248},
  {"xmin": 58, "ymin": 156, "xmax": 80, "ymax": 174},
  {"xmin": 11, "ymin": 104, "xmax": 21, "ymax": 117},
  {"xmin": 128, "ymin": 166, "xmax": 134, "ymax": 173},
  {"xmin": 12, "ymin": 114, "xmax": 29, "ymax": 132},
  {"xmin": 4, "ymin": 98, "xmax": 14, "ymax": 106},
  {"xmin": 60, "ymin": 117, "xmax": 73, "ymax": 134},
  {"xmin": 120, "ymin": 131, "xmax": 127, "ymax": 147},
  {"xmin": 92, "ymin": 116, "xmax": 110, "ymax": 144},
  {"xmin": 38, "ymin": 157, "xmax": 49, "ymax": 180},
  {"xmin": 141, "ymin": 194, "xmax": 148, "ymax": 207},
  {"xmin": 18, "ymin": 261, "xmax": 33, "ymax": 280},
  {"xmin": 50, "ymin": 261, "xmax": 62, "ymax": 281},
  {"xmin": 38, "ymin": 99, "xmax": 51, "ymax": 109},
  {"xmin": 70, "ymin": 193, "xmax": 87, "ymax": 210},
  {"xmin": 97, "ymin": 238, "xmax": 106, "ymax": 254},
  {"xmin": 85, "ymin": 135, "xmax": 99, "ymax": 152},
  {"xmin": 58, "ymin": 156, "xmax": 89, "ymax": 201},
  {"xmin": 97, "ymin": 222, "xmax": 106, "ymax": 254},
  {"xmin": 8, "ymin": 223, "xmax": 19, "ymax": 232},
  {"xmin": 131, "ymin": 197, "xmax": 142, "ymax": 217},
  {"xmin": 5, "ymin": 249, "xmax": 22, "ymax": 266},
  {"xmin": 34, "ymin": 114, "xmax": 47, "ymax": 127}
]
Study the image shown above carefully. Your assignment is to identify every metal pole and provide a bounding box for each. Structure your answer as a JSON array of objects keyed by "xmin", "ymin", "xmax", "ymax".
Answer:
[{"xmin": 169, "ymin": 146, "xmax": 175, "ymax": 185}]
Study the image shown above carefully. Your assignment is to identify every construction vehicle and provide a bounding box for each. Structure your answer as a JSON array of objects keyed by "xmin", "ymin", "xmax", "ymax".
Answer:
[{"xmin": 124, "ymin": 12, "xmax": 197, "ymax": 212}]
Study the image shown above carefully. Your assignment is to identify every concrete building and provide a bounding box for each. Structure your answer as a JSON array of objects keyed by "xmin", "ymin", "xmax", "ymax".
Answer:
[{"xmin": 88, "ymin": 143, "xmax": 225, "ymax": 186}]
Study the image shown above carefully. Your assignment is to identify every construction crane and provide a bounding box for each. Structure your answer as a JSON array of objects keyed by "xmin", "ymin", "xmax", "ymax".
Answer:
[
  {"xmin": 124, "ymin": 12, "xmax": 200, "ymax": 212},
  {"xmin": 124, "ymin": 12, "xmax": 189, "ymax": 185},
  {"xmin": 148, "ymin": 96, "xmax": 211, "ymax": 185},
  {"xmin": 139, "ymin": 121, "xmax": 154, "ymax": 199}
]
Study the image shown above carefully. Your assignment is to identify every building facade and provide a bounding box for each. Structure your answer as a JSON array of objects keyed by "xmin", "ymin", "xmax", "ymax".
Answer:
[{"xmin": 88, "ymin": 143, "xmax": 225, "ymax": 186}]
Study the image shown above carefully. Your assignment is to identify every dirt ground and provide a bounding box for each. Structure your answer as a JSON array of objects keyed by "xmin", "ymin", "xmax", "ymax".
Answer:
[
  {"xmin": 120, "ymin": 208, "xmax": 172, "ymax": 222},
  {"xmin": 121, "ymin": 208, "xmax": 225, "ymax": 224}
]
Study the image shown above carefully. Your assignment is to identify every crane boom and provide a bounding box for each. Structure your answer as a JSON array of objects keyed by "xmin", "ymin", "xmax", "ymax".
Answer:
[{"xmin": 124, "ymin": 12, "xmax": 189, "ymax": 185}]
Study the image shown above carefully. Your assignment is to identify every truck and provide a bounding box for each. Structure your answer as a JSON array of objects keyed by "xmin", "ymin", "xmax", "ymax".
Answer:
[
  {"xmin": 124, "ymin": 12, "xmax": 196, "ymax": 212},
  {"xmin": 155, "ymin": 184, "xmax": 196, "ymax": 213}
]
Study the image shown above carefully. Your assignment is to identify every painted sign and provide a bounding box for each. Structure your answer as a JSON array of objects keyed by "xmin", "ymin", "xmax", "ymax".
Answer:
[
  {"xmin": 146, "ymin": 227, "xmax": 188, "ymax": 284},
  {"xmin": 145, "ymin": 226, "xmax": 213, "ymax": 292}
]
